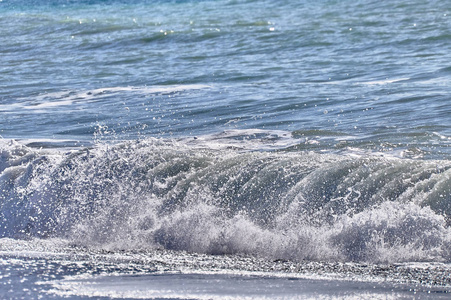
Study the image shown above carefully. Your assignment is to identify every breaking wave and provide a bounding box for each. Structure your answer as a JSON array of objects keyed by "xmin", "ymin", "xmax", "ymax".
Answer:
[{"xmin": 1, "ymin": 136, "xmax": 451, "ymax": 263}]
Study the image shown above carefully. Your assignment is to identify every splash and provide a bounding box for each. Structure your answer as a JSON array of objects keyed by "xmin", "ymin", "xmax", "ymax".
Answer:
[{"xmin": 1, "ymin": 137, "xmax": 451, "ymax": 263}]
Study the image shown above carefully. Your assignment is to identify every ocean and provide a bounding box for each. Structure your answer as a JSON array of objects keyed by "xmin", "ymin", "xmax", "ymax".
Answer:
[{"xmin": 1, "ymin": 0, "xmax": 451, "ymax": 298}]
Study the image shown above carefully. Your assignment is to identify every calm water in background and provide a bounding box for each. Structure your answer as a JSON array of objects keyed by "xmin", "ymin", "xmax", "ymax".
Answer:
[{"xmin": 1, "ymin": 1, "xmax": 451, "ymax": 299}]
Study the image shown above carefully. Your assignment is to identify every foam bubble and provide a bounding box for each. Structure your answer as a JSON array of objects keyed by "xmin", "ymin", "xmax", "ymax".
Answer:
[
  {"xmin": 8, "ymin": 84, "xmax": 211, "ymax": 113},
  {"xmin": 1, "ymin": 138, "xmax": 451, "ymax": 263}
]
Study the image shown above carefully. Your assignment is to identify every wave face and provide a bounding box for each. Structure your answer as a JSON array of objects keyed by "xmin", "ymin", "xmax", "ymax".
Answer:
[{"xmin": 1, "ymin": 138, "xmax": 451, "ymax": 263}]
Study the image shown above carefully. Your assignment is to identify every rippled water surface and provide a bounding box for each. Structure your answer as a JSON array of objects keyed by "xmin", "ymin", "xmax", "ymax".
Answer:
[
  {"xmin": 1, "ymin": 0, "xmax": 450, "ymax": 157},
  {"xmin": 1, "ymin": 0, "xmax": 451, "ymax": 299}
]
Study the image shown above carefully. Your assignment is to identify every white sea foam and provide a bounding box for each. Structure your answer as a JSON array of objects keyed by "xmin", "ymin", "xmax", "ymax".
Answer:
[
  {"xmin": 8, "ymin": 84, "xmax": 210, "ymax": 112},
  {"xmin": 22, "ymin": 99, "xmax": 75, "ymax": 109},
  {"xmin": 358, "ymin": 78, "xmax": 410, "ymax": 85},
  {"xmin": 1, "ymin": 137, "xmax": 451, "ymax": 264},
  {"xmin": 182, "ymin": 129, "xmax": 298, "ymax": 150}
]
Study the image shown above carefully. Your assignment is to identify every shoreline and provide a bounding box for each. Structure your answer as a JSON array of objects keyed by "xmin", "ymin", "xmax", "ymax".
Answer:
[
  {"xmin": 1, "ymin": 245, "xmax": 450, "ymax": 299},
  {"xmin": 48, "ymin": 271, "xmax": 451, "ymax": 299}
]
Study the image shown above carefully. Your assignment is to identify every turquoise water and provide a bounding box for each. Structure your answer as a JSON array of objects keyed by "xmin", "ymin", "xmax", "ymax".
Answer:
[
  {"xmin": 1, "ymin": 0, "xmax": 450, "ymax": 157},
  {"xmin": 1, "ymin": 1, "xmax": 451, "ymax": 298}
]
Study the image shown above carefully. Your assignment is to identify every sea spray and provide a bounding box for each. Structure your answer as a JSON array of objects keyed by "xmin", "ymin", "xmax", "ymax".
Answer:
[{"xmin": 1, "ymin": 138, "xmax": 451, "ymax": 263}]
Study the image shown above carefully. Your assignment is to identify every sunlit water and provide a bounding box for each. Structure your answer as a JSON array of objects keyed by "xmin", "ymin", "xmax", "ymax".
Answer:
[{"xmin": 1, "ymin": 0, "xmax": 451, "ymax": 299}]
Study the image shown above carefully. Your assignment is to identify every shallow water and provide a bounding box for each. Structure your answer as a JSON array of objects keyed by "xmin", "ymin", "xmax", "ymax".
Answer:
[{"xmin": 1, "ymin": 243, "xmax": 450, "ymax": 299}]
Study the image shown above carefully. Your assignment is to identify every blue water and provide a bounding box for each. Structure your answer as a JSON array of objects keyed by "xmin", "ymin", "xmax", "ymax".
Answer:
[
  {"xmin": 1, "ymin": 0, "xmax": 450, "ymax": 156},
  {"xmin": 1, "ymin": 0, "xmax": 451, "ymax": 298}
]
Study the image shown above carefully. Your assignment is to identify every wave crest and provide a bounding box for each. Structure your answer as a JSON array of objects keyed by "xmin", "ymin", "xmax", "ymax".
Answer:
[{"xmin": 1, "ymin": 138, "xmax": 451, "ymax": 263}]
